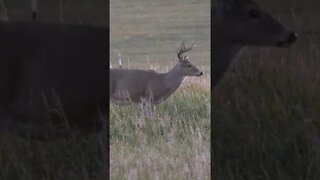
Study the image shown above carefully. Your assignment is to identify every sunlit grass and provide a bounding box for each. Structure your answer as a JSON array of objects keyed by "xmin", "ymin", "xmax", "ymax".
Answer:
[{"xmin": 110, "ymin": 77, "xmax": 210, "ymax": 179}]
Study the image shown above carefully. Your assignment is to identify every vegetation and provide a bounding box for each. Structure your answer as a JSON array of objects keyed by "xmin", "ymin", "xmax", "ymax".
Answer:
[
  {"xmin": 213, "ymin": 36, "xmax": 320, "ymax": 179},
  {"xmin": 110, "ymin": 0, "xmax": 210, "ymax": 179},
  {"xmin": 0, "ymin": 133, "xmax": 107, "ymax": 179},
  {"xmin": 110, "ymin": 80, "xmax": 210, "ymax": 179}
]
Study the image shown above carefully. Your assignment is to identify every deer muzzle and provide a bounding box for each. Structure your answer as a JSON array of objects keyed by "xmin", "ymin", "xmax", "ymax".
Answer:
[
  {"xmin": 197, "ymin": 71, "xmax": 203, "ymax": 76},
  {"xmin": 277, "ymin": 32, "xmax": 298, "ymax": 47}
]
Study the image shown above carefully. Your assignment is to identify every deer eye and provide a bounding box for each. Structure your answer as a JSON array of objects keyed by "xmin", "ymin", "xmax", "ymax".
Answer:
[
  {"xmin": 248, "ymin": 9, "xmax": 259, "ymax": 18},
  {"xmin": 187, "ymin": 64, "xmax": 192, "ymax": 68}
]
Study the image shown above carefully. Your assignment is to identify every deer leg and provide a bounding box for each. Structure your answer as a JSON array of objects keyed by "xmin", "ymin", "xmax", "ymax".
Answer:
[
  {"xmin": 140, "ymin": 98, "xmax": 147, "ymax": 118},
  {"xmin": 149, "ymin": 97, "xmax": 155, "ymax": 118},
  {"xmin": 139, "ymin": 98, "xmax": 153, "ymax": 119}
]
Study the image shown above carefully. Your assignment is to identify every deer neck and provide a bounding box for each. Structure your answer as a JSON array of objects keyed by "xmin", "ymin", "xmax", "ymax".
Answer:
[
  {"xmin": 163, "ymin": 65, "xmax": 185, "ymax": 92},
  {"xmin": 212, "ymin": 34, "xmax": 245, "ymax": 87},
  {"xmin": 212, "ymin": 7, "xmax": 246, "ymax": 87}
]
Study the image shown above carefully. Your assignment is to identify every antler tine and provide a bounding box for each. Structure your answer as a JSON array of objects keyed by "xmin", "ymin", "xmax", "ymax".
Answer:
[
  {"xmin": 177, "ymin": 40, "xmax": 185, "ymax": 59},
  {"xmin": 178, "ymin": 41, "xmax": 196, "ymax": 59},
  {"xmin": 182, "ymin": 40, "xmax": 186, "ymax": 50}
]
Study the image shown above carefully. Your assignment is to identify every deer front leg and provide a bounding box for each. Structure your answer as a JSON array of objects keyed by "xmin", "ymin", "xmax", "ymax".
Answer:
[{"xmin": 140, "ymin": 96, "xmax": 155, "ymax": 119}]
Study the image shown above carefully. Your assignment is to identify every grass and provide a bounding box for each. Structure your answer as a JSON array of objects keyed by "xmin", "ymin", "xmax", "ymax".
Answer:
[
  {"xmin": 110, "ymin": 0, "xmax": 210, "ymax": 66},
  {"xmin": 0, "ymin": 0, "xmax": 209, "ymax": 179},
  {"xmin": 213, "ymin": 42, "xmax": 320, "ymax": 179},
  {"xmin": 110, "ymin": 80, "xmax": 210, "ymax": 179},
  {"xmin": 110, "ymin": 0, "xmax": 210, "ymax": 179},
  {"xmin": 0, "ymin": 133, "xmax": 107, "ymax": 179}
]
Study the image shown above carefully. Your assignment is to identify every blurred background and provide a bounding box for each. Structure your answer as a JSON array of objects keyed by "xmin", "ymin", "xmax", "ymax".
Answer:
[{"xmin": 110, "ymin": 0, "xmax": 210, "ymax": 69}]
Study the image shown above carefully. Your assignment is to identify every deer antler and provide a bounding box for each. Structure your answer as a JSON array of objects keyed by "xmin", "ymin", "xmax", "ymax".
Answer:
[{"xmin": 177, "ymin": 40, "xmax": 196, "ymax": 60}]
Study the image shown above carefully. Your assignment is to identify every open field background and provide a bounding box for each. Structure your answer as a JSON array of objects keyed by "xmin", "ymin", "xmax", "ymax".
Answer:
[
  {"xmin": 0, "ymin": 1, "xmax": 108, "ymax": 179},
  {"xmin": 110, "ymin": 0, "xmax": 210, "ymax": 68},
  {"xmin": 213, "ymin": 0, "xmax": 320, "ymax": 179},
  {"xmin": 110, "ymin": 0, "xmax": 210, "ymax": 179}
]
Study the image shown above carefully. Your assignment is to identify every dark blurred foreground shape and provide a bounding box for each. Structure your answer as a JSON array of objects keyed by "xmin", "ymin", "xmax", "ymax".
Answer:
[
  {"xmin": 1, "ymin": 0, "xmax": 108, "ymax": 25},
  {"xmin": 213, "ymin": 0, "xmax": 320, "ymax": 179},
  {"xmin": 212, "ymin": 0, "xmax": 297, "ymax": 88},
  {"xmin": 0, "ymin": 0, "xmax": 108, "ymax": 139},
  {"xmin": 0, "ymin": 0, "xmax": 109, "ymax": 179}
]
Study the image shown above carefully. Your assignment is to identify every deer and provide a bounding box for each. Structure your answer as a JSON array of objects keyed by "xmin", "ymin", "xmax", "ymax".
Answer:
[
  {"xmin": 110, "ymin": 41, "xmax": 203, "ymax": 111},
  {"xmin": 0, "ymin": 22, "xmax": 108, "ymax": 139},
  {"xmin": 212, "ymin": 0, "xmax": 297, "ymax": 88}
]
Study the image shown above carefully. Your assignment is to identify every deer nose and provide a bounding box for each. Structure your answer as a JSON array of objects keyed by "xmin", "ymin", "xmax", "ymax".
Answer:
[
  {"xmin": 277, "ymin": 32, "xmax": 298, "ymax": 47},
  {"xmin": 197, "ymin": 72, "xmax": 203, "ymax": 76},
  {"xmin": 287, "ymin": 32, "xmax": 298, "ymax": 44}
]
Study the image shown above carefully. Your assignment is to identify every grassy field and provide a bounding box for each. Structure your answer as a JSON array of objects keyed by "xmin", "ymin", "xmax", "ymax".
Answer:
[
  {"xmin": 110, "ymin": 0, "xmax": 210, "ymax": 179},
  {"xmin": 213, "ymin": 4, "xmax": 320, "ymax": 179},
  {"xmin": 110, "ymin": 0, "xmax": 210, "ymax": 67},
  {"xmin": 110, "ymin": 81, "xmax": 210, "ymax": 179}
]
